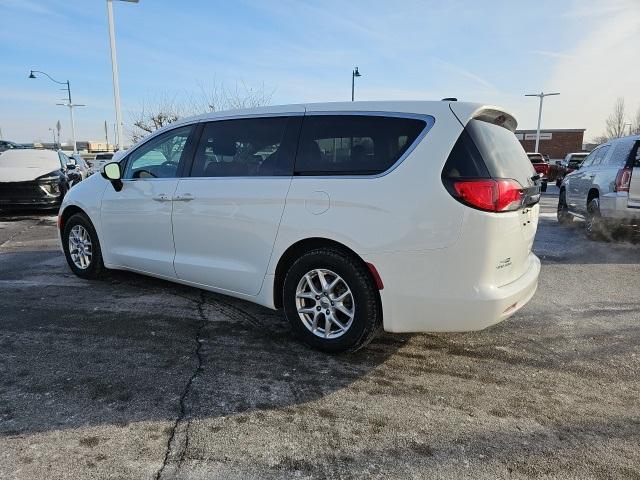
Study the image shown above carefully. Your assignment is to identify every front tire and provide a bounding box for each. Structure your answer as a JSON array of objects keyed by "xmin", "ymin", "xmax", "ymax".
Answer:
[
  {"xmin": 283, "ymin": 248, "xmax": 381, "ymax": 353},
  {"xmin": 62, "ymin": 213, "xmax": 105, "ymax": 278}
]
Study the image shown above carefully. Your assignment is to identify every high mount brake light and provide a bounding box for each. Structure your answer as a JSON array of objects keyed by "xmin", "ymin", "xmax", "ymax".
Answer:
[
  {"xmin": 614, "ymin": 167, "xmax": 632, "ymax": 192},
  {"xmin": 452, "ymin": 179, "xmax": 525, "ymax": 212}
]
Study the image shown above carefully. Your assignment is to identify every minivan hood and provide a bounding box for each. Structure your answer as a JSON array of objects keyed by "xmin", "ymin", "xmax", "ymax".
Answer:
[{"xmin": 0, "ymin": 166, "xmax": 60, "ymax": 182}]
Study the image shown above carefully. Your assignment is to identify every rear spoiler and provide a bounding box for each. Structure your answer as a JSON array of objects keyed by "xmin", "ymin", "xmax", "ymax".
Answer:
[{"xmin": 449, "ymin": 103, "xmax": 518, "ymax": 132}]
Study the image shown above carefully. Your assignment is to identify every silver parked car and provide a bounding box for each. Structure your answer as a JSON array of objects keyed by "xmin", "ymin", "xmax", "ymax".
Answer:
[{"xmin": 557, "ymin": 134, "xmax": 640, "ymax": 239}]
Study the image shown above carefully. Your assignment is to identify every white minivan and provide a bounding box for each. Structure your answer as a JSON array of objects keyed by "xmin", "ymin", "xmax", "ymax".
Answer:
[{"xmin": 59, "ymin": 101, "xmax": 541, "ymax": 352}]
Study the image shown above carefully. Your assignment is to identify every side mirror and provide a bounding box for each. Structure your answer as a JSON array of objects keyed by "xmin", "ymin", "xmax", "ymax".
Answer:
[{"xmin": 101, "ymin": 162, "xmax": 123, "ymax": 191}]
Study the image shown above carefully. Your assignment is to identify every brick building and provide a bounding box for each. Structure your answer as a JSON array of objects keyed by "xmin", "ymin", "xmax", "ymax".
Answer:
[{"xmin": 515, "ymin": 129, "xmax": 586, "ymax": 161}]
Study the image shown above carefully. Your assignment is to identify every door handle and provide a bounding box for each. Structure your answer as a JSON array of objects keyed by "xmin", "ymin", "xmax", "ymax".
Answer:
[
  {"xmin": 152, "ymin": 194, "xmax": 171, "ymax": 202},
  {"xmin": 173, "ymin": 193, "xmax": 194, "ymax": 202}
]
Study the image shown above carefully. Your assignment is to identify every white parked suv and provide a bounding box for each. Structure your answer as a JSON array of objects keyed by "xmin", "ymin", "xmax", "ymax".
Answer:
[
  {"xmin": 557, "ymin": 134, "xmax": 640, "ymax": 239},
  {"xmin": 58, "ymin": 101, "xmax": 541, "ymax": 352}
]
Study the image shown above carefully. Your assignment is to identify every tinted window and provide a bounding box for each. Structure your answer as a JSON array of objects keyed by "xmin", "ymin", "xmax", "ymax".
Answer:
[
  {"xmin": 441, "ymin": 129, "xmax": 490, "ymax": 179},
  {"xmin": 190, "ymin": 117, "xmax": 298, "ymax": 177},
  {"xmin": 527, "ymin": 153, "xmax": 545, "ymax": 163},
  {"xmin": 607, "ymin": 138, "xmax": 635, "ymax": 167},
  {"xmin": 124, "ymin": 125, "xmax": 193, "ymax": 179},
  {"xmin": 465, "ymin": 119, "xmax": 536, "ymax": 187},
  {"xmin": 295, "ymin": 115, "xmax": 426, "ymax": 175}
]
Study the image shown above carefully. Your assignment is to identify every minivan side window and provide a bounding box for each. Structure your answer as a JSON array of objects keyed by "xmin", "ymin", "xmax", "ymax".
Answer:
[
  {"xmin": 123, "ymin": 125, "xmax": 193, "ymax": 179},
  {"xmin": 190, "ymin": 116, "xmax": 299, "ymax": 177},
  {"xmin": 295, "ymin": 115, "xmax": 426, "ymax": 175}
]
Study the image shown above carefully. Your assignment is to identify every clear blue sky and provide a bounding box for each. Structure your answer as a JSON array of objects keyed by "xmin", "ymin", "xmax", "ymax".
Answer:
[{"xmin": 1, "ymin": 0, "xmax": 638, "ymax": 143}]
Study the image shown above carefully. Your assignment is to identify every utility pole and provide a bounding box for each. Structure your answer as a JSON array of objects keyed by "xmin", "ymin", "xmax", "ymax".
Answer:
[
  {"xmin": 56, "ymin": 120, "xmax": 61, "ymax": 148},
  {"xmin": 524, "ymin": 92, "xmax": 560, "ymax": 153},
  {"xmin": 351, "ymin": 67, "xmax": 362, "ymax": 102},
  {"xmin": 106, "ymin": 0, "xmax": 139, "ymax": 150}
]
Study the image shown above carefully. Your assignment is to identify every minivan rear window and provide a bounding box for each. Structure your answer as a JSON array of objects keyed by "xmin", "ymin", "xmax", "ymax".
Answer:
[
  {"xmin": 469, "ymin": 120, "xmax": 536, "ymax": 187},
  {"xmin": 442, "ymin": 119, "xmax": 536, "ymax": 188},
  {"xmin": 294, "ymin": 115, "xmax": 427, "ymax": 175}
]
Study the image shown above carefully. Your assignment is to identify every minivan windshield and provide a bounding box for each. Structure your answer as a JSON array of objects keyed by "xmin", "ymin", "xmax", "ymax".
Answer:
[{"xmin": 466, "ymin": 119, "xmax": 536, "ymax": 187}]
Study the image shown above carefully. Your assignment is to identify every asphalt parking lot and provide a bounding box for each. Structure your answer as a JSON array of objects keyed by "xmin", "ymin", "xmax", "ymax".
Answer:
[{"xmin": 1, "ymin": 191, "xmax": 639, "ymax": 480}]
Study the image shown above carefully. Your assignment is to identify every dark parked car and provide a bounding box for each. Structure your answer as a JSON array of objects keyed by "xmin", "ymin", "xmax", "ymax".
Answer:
[
  {"xmin": 0, "ymin": 140, "xmax": 25, "ymax": 152},
  {"xmin": 527, "ymin": 152, "xmax": 548, "ymax": 192},
  {"xmin": 0, "ymin": 149, "xmax": 78, "ymax": 210},
  {"xmin": 555, "ymin": 152, "xmax": 588, "ymax": 186}
]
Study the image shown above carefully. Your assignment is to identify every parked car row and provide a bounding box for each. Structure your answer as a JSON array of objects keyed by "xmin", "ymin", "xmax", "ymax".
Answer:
[{"xmin": 558, "ymin": 134, "xmax": 640, "ymax": 239}]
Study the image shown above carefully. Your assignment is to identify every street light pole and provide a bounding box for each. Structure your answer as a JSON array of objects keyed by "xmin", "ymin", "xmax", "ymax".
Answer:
[
  {"xmin": 351, "ymin": 67, "xmax": 361, "ymax": 101},
  {"xmin": 49, "ymin": 128, "xmax": 56, "ymax": 149},
  {"xmin": 106, "ymin": 0, "xmax": 139, "ymax": 151},
  {"xmin": 29, "ymin": 69, "xmax": 84, "ymax": 154},
  {"xmin": 524, "ymin": 92, "xmax": 560, "ymax": 153}
]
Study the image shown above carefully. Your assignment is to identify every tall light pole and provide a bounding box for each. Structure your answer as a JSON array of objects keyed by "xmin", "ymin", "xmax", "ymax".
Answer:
[
  {"xmin": 29, "ymin": 70, "xmax": 85, "ymax": 154},
  {"xmin": 351, "ymin": 67, "xmax": 361, "ymax": 102},
  {"xmin": 107, "ymin": 0, "xmax": 139, "ymax": 151},
  {"xmin": 48, "ymin": 128, "xmax": 56, "ymax": 149},
  {"xmin": 524, "ymin": 92, "xmax": 560, "ymax": 153}
]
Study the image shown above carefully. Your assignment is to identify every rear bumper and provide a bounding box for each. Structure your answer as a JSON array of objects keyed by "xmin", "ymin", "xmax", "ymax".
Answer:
[
  {"xmin": 600, "ymin": 192, "xmax": 640, "ymax": 222},
  {"xmin": 365, "ymin": 251, "xmax": 540, "ymax": 333}
]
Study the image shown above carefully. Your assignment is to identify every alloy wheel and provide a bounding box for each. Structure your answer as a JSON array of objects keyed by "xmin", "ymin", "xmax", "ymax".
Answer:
[
  {"xmin": 295, "ymin": 268, "xmax": 355, "ymax": 339},
  {"xmin": 68, "ymin": 224, "xmax": 92, "ymax": 269}
]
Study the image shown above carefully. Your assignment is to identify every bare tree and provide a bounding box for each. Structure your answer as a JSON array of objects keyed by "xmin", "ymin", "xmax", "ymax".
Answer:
[
  {"xmin": 129, "ymin": 81, "xmax": 274, "ymax": 143},
  {"xmin": 632, "ymin": 105, "xmax": 640, "ymax": 135},
  {"xmin": 605, "ymin": 97, "xmax": 627, "ymax": 139},
  {"xmin": 129, "ymin": 93, "xmax": 186, "ymax": 143}
]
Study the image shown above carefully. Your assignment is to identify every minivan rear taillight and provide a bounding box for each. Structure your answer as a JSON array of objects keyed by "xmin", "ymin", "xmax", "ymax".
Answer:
[
  {"xmin": 614, "ymin": 167, "xmax": 632, "ymax": 192},
  {"xmin": 452, "ymin": 179, "xmax": 525, "ymax": 212}
]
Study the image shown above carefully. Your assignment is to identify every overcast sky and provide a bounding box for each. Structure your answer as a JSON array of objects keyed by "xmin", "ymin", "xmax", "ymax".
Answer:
[{"xmin": 1, "ymin": 0, "xmax": 639, "ymax": 143}]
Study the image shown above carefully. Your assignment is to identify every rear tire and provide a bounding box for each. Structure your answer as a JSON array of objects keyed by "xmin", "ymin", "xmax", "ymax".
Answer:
[
  {"xmin": 557, "ymin": 190, "xmax": 573, "ymax": 225},
  {"xmin": 585, "ymin": 197, "xmax": 608, "ymax": 241},
  {"xmin": 62, "ymin": 213, "xmax": 105, "ymax": 279},
  {"xmin": 283, "ymin": 248, "xmax": 381, "ymax": 353}
]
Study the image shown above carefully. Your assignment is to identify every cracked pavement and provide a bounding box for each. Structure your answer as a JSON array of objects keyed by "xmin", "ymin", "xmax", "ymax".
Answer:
[{"xmin": 1, "ymin": 195, "xmax": 639, "ymax": 479}]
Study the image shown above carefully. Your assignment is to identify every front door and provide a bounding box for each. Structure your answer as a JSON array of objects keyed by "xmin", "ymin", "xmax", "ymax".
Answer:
[
  {"xmin": 100, "ymin": 124, "xmax": 195, "ymax": 277},
  {"xmin": 172, "ymin": 114, "xmax": 303, "ymax": 295}
]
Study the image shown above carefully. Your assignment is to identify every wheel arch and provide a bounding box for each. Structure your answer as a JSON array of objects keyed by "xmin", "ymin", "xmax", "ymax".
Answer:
[
  {"xmin": 272, "ymin": 237, "xmax": 382, "ymax": 310},
  {"xmin": 587, "ymin": 187, "xmax": 599, "ymax": 205},
  {"xmin": 59, "ymin": 204, "xmax": 87, "ymax": 232}
]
